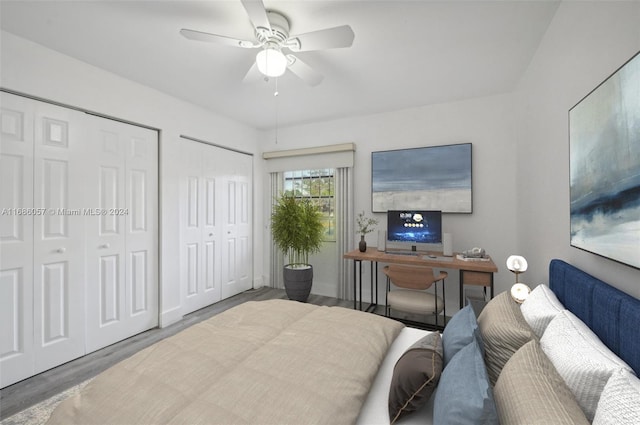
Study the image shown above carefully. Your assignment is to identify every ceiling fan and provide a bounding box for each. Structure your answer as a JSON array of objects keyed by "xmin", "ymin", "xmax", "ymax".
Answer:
[{"xmin": 180, "ymin": 0, "xmax": 355, "ymax": 86}]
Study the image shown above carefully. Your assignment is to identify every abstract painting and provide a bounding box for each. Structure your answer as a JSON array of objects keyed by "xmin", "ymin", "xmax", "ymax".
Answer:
[
  {"xmin": 569, "ymin": 51, "xmax": 640, "ymax": 269},
  {"xmin": 371, "ymin": 143, "xmax": 472, "ymax": 213}
]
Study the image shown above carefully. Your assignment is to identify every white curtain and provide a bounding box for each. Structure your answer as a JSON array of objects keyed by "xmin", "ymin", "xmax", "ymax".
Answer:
[
  {"xmin": 336, "ymin": 167, "xmax": 354, "ymax": 300},
  {"xmin": 269, "ymin": 172, "xmax": 284, "ymax": 289}
]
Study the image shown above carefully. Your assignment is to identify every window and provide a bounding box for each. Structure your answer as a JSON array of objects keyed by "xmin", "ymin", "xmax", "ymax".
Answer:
[{"xmin": 283, "ymin": 169, "xmax": 335, "ymax": 241}]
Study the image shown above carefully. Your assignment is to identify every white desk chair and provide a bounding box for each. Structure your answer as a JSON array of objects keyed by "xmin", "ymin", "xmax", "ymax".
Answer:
[{"xmin": 383, "ymin": 264, "xmax": 447, "ymax": 329}]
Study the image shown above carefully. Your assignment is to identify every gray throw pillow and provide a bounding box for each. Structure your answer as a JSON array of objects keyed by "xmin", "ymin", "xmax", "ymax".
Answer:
[
  {"xmin": 433, "ymin": 334, "xmax": 498, "ymax": 424},
  {"xmin": 442, "ymin": 303, "xmax": 480, "ymax": 365},
  {"xmin": 388, "ymin": 332, "xmax": 443, "ymax": 424}
]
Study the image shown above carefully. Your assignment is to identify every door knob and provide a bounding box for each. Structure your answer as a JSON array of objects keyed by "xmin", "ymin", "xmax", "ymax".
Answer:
[
  {"xmin": 99, "ymin": 243, "xmax": 110, "ymax": 249},
  {"xmin": 209, "ymin": 233, "xmax": 213, "ymax": 237},
  {"xmin": 56, "ymin": 247, "xmax": 66, "ymax": 254}
]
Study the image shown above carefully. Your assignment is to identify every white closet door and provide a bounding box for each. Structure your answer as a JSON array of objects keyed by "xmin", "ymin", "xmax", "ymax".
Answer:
[
  {"xmin": 0, "ymin": 93, "xmax": 35, "ymax": 387},
  {"xmin": 85, "ymin": 116, "xmax": 158, "ymax": 353},
  {"xmin": 179, "ymin": 140, "xmax": 252, "ymax": 313},
  {"xmin": 32, "ymin": 101, "xmax": 87, "ymax": 374},
  {"xmin": 125, "ymin": 120, "xmax": 158, "ymax": 337},
  {"xmin": 221, "ymin": 175, "xmax": 252, "ymax": 299},
  {"xmin": 221, "ymin": 150, "xmax": 253, "ymax": 299},
  {"xmin": 180, "ymin": 140, "xmax": 222, "ymax": 314},
  {"xmin": 1, "ymin": 94, "xmax": 86, "ymax": 385}
]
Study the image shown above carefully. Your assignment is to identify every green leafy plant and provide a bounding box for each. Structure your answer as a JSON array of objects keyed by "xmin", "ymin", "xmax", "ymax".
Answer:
[
  {"xmin": 356, "ymin": 211, "xmax": 378, "ymax": 235},
  {"xmin": 271, "ymin": 194, "xmax": 325, "ymax": 268}
]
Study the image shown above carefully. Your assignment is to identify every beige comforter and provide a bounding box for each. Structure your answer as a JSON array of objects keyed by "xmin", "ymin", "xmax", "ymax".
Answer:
[{"xmin": 47, "ymin": 299, "xmax": 404, "ymax": 425}]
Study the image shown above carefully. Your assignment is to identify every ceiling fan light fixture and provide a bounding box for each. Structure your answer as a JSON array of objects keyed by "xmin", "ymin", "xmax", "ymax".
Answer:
[{"xmin": 256, "ymin": 45, "xmax": 287, "ymax": 77}]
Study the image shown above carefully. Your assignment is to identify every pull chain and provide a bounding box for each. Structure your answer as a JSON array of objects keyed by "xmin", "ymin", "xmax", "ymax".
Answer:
[{"xmin": 274, "ymin": 77, "xmax": 279, "ymax": 144}]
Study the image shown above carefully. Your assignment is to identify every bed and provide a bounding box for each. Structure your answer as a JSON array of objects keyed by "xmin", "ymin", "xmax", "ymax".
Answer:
[{"xmin": 46, "ymin": 259, "xmax": 640, "ymax": 424}]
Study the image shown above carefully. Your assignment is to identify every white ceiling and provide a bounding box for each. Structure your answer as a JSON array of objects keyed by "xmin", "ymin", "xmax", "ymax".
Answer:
[{"xmin": 0, "ymin": 1, "xmax": 560, "ymax": 130}]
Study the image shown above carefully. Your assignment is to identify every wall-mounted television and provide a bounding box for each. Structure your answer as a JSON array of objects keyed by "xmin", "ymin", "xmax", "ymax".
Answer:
[
  {"xmin": 569, "ymin": 50, "xmax": 640, "ymax": 270},
  {"xmin": 386, "ymin": 210, "xmax": 442, "ymax": 251},
  {"xmin": 371, "ymin": 143, "xmax": 472, "ymax": 213}
]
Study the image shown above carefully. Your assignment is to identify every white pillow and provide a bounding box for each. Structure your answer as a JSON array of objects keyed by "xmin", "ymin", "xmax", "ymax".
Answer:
[
  {"xmin": 520, "ymin": 284, "xmax": 564, "ymax": 337},
  {"xmin": 540, "ymin": 310, "xmax": 633, "ymax": 421},
  {"xmin": 593, "ymin": 370, "xmax": 640, "ymax": 425}
]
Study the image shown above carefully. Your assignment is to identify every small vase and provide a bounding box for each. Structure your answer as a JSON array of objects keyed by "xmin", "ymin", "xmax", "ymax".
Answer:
[{"xmin": 359, "ymin": 235, "xmax": 367, "ymax": 252}]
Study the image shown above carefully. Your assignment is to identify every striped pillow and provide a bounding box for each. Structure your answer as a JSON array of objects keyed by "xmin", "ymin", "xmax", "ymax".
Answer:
[
  {"xmin": 520, "ymin": 284, "xmax": 565, "ymax": 337},
  {"xmin": 541, "ymin": 310, "xmax": 634, "ymax": 421},
  {"xmin": 593, "ymin": 369, "xmax": 640, "ymax": 425},
  {"xmin": 494, "ymin": 340, "xmax": 589, "ymax": 424},
  {"xmin": 478, "ymin": 291, "xmax": 537, "ymax": 386}
]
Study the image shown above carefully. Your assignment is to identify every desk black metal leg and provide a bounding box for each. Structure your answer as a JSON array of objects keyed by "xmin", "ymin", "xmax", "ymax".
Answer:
[
  {"xmin": 443, "ymin": 277, "xmax": 446, "ymax": 327},
  {"xmin": 459, "ymin": 270, "xmax": 464, "ymax": 309},
  {"xmin": 375, "ymin": 262, "xmax": 378, "ymax": 307},
  {"xmin": 385, "ymin": 277, "xmax": 390, "ymax": 316},
  {"xmin": 490, "ymin": 273, "xmax": 494, "ymax": 300},
  {"xmin": 434, "ymin": 281, "xmax": 439, "ymax": 329},
  {"xmin": 369, "ymin": 261, "xmax": 374, "ymax": 311},
  {"xmin": 359, "ymin": 260, "xmax": 363, "ymax": 311},
  {"xmin": 353, "ymin": 260, "xmax": 357, "ymax": 310}
]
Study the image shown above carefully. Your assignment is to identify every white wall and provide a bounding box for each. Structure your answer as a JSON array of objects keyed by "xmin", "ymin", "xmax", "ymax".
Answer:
[
  {"xmin": 260, "ymin": 1, "xmax": 640, "ymax": 311},
  {"xmin": 260, "ymin": 93, "xmax": 519, "ymax": 314},
  {"xmin": 515, "ymin": 1, "xmax": 640, "ymax": 299},
  {"xmin": 1, "ymin": 31, "xmax": 263, "ymax": 326},
  {"xmin": 5, "ymin": 0, "xmax": 638, "ymax": 324}
]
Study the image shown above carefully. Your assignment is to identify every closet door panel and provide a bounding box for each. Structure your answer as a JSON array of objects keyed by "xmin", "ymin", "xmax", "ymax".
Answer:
[
  {"xmin": 0, "ymin": 269, "xmax": 28, "ymax": 353},
  {"xmin": 236, "ymin": 179, "xmax": 252, "ymax": 288},
  {"xmin": 221, "ymin": 151, "xmax": 253, "ymax": 299},
  {"xmin": 181, "ymin": 145, "xmax": 205, "ymax": 313},
  {"xmin": 85, "ymin": 122, "xmax": 126, "ymax": 352},
  {"xmin": 32, "ymin": 102, "xmax": 86, "ymax": 374},
  {"xmin": 203, "ymin": 175, "xmax": 219, "ymax": 294},
  {"xmin": 85, "ymin": 116, "xmax": 157, "ymax": 354},
  {"xmin": 0, "ymin": 93, "xmax": 35, "ymax": 387},
  {"xmin": 130, "ymin": 250, "xmax": 148, "ymax": 314},
  {"xmin": 125, "ymin": 128, "xmax": 157, "ymax": 327},
  {"xmin": 221, "ymin": 180, "xmax": 238, "ymax": 299},
  {"xmin": 179, "ymin": 140, "xmax": 221, "ymax": 314},
  {"xmin": 99, "ymin": 255, "xmax": 121, "ymax": 324}
]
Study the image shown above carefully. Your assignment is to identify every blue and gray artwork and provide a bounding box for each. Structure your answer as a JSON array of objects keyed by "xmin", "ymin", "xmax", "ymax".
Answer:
[
  {"xmin": 372, "ymin": 143, "xmax": 472, "ymax": 213},
  {"xmin": 570, "ymin": 53, "xmax": 640, "ymax": 269}
]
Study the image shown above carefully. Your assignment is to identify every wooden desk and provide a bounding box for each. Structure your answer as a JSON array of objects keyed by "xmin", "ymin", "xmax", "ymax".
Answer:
[{"xmin": 343, "ymin": 248, "xmax": 498, "ymax": 312}]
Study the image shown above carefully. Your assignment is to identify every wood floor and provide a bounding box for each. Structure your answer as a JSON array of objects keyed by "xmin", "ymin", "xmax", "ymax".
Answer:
[{"xmin": 0, "ymin": 287, "xmax": 355, "ymax": 420}]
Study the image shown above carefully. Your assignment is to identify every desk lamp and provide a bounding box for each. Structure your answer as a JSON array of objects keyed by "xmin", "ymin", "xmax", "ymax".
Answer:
[{"xmin": 506, "ymin": 255, "xmax": 531, "ymax": 303}]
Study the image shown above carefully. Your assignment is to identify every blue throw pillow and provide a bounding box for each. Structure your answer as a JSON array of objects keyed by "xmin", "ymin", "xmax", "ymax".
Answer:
[
  {"xmin": 434, "ymin": 336, "xmax": 498, "ymax": 425},
  {"xmin": 442, "ymin": 303, "xmax": 480, "ymax": 365}
]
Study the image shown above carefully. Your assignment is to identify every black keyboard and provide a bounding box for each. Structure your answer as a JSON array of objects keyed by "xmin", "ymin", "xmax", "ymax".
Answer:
[{"xmin": 385, "ymin": 251, "xmax": 419, "ymax": 256}]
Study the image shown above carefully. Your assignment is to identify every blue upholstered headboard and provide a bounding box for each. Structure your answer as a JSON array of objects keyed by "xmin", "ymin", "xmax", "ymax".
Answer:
[{"xmin": 549, "ymin": 259, "xmax": 640, "ymax": 376}]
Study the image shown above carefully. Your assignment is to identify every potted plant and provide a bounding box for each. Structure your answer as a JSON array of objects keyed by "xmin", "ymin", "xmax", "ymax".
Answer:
[
  {"xmin": 356, "ymin": 211, "xmax": 378, "ymax": 252},
  {"xmin": 271, "ymin": 193, "xmax": 325, "ymax": 302}
]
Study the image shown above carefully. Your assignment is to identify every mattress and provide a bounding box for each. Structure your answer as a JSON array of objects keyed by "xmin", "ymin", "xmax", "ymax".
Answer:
[{"xmin": 47, "ymin": 299, "xmax": 404, "ymax": 425}]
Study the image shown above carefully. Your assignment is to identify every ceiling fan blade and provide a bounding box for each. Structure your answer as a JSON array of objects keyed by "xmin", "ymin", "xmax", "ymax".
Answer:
[
  {"xmin": 243, "ymin": 62, "xmax": 266, "ymax": 84},
  {"xmin": 240, "ymin": 0, "xmax": 271, "ymax": 31},
  {"xmin": 287, "ymin": 55, "xmax": 323, "ymax": 87},
  {"xmin": 288, "ymin": 25, "xmax": 355, "ymax": 52},
  {"xmin": 180, "ymin": 29, "xmax": 258, "ymax": 48}
]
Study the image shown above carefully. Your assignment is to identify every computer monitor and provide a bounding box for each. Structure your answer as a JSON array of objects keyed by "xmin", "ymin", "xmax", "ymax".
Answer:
[{"xmin": 386, "ymin": 210, "xmax": 443, "ymax": 251}]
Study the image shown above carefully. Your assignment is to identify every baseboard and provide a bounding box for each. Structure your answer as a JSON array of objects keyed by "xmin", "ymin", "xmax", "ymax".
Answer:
[
  {"xmin": 253, "ymin": 276, "xmax": 265, "ymax": 288},
  {"xmin": 159, "ymin": 306, "xmax": 183, "ymax": 328}
]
